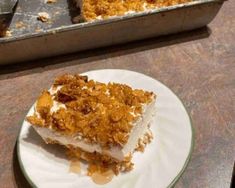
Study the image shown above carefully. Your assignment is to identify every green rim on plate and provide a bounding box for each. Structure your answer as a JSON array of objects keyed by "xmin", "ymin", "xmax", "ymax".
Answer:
[{"xmin": 16, "ymin": 69, "xmax": 194, "ymax": 188}]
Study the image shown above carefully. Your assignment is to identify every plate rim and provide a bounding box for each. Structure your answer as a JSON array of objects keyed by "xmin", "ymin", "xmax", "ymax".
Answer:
[{"xmin": 16, "ymin": 69, "xmax": 194, "ymax": 188}]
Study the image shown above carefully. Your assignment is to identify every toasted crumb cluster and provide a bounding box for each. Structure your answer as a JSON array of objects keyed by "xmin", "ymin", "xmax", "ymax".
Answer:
[
  {"xmin": 80, "ymin": 0, "xmax": 193, "ymax": 21},
  {"xmin": 37, "ymin": 12, "xmax": 50, "ymax": 22},
  {"xmin": 135, "ymin": 131, "xmax": 153, "ymax": 152},
  {"xmin": 27, "ymin": 74, "xmax": 155, "ymax": 148},
  {"xmin": 67, "ymin": 146, "xmax": 133, "ymax": 175}
]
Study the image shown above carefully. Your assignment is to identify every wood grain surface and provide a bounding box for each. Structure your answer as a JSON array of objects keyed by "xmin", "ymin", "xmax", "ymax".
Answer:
[{"xmin": 0, "ymin": 0, "xmax": 234, "ymax": 187}]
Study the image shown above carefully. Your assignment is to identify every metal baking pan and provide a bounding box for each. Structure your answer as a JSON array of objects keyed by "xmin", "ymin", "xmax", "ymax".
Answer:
[
  {"xmin": 0, "ymin": 0, "xmax": 18, "ymax": 37},
  {"xmin": 0, "ymin": 0, "xmax": 226, "ymax": 65}
]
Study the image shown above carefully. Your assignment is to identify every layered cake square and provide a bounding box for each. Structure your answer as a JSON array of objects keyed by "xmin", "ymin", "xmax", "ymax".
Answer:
[{"xmin": 27, "ymin": 74, "xmax": 156, "ymax": 175}]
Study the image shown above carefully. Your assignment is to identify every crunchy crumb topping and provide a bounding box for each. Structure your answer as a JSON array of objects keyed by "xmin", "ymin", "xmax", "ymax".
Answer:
[
  {"xmin": 26, "ymin": 74, "xmax": 156, "ymax": 148},
  {"xmin": 37, "ymin": 12, "xmax": 50, "ymax": 22},
  {"xmin": 135, "ymin": 131, "xmax": 153, "ymax": 152},
  {"xmin": 4, "ymin": 30, "xmax": 12, "ymax": 37},
  {"xmin": 80, "ymin": 0, "xmax": 194, "ymax": 21}
]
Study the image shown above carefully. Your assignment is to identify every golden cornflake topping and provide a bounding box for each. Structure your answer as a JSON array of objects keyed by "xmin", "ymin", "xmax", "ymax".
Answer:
[
  {"xmin": 27, "ymin": 74, "xmax": 156, "ymax": 148},
  {"xmin": 82, "ymin": 0, "xmax": 193, "ymax": 21}
]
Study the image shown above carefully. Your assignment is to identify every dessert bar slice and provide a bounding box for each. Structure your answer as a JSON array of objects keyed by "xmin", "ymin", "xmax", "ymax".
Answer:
[{"xmin": 27, "ymin": 74, "xmax": 156, "ymax": 173}]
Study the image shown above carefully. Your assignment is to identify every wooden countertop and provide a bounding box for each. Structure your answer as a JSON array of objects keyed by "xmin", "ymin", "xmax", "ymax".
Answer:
[{"xmin": 0, "ymin": 0, "xmax": 234, "ymax": 187}]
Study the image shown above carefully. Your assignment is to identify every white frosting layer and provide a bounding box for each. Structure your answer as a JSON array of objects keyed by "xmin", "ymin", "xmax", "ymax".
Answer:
[{"xmin": 33, "ymin": 98, "xmax": 155, "ymax": 161}]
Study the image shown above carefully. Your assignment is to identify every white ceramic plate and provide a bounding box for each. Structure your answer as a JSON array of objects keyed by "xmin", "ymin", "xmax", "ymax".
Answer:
[{"xmin": 17, "ymin": 69, "xmax": 193, "ymax": 188}]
